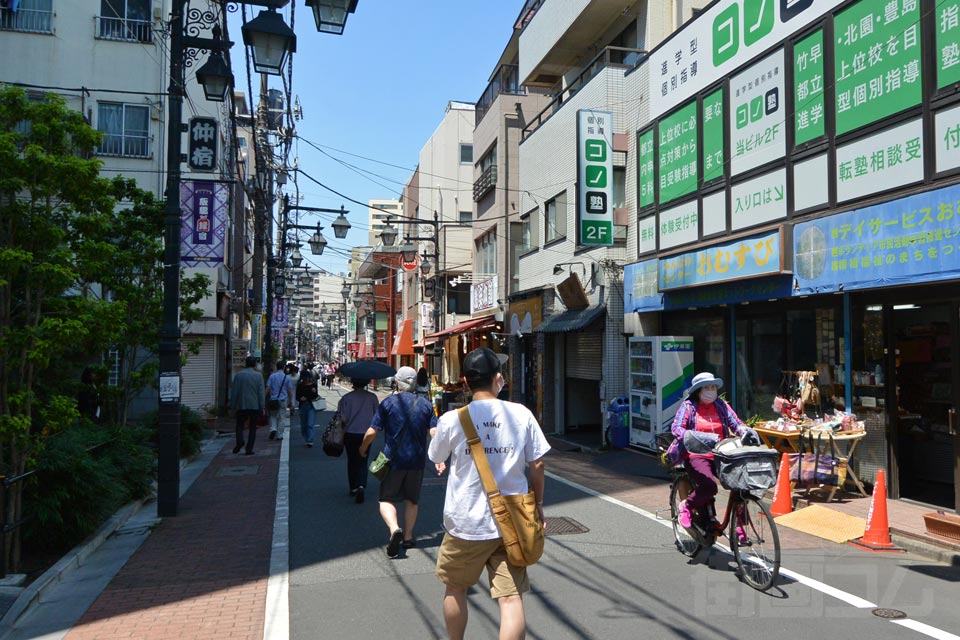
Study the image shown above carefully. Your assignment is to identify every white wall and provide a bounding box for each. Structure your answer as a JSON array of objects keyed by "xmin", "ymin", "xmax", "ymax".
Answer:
[{"xmin": 519, "ymin": 0, "xmax": 591, "ymax": 83}]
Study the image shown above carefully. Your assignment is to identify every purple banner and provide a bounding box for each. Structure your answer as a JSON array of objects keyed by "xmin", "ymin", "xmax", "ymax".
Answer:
[
  {"xmin": 180, "ymin": 180, "xmax": 227, "ymax": 266},
  {"xmin": 272, "ymin": 297, "xmax": 289, "ymax": 329}
]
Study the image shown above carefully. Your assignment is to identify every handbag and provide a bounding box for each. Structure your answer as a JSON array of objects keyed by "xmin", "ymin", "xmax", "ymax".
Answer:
[
  {"xmin": 268, "ymin": 374, "xmax": 288, "ymax": 411},
  {"xmin": 321, "ymin": 410, "xmax": 345, "ymax": 457},
  {"xmin": 788, "ymin": 429, "xmax": 843, "ymax": 486},
  {"xmin": 456, "ymin": 406, "xmax": 544, "ymax": 568},
  {"xmin": 368, "ymin": 395, "xmax": 413, "ymax": 481},
  {"xmin": 311, "ymin": 397, "xmax": 327, "ymax": 412}
]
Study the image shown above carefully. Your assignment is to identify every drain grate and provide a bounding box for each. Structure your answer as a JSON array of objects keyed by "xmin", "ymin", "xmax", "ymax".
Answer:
[
  {"xmin": 871, "ymin": 608, "xmax": 907, "ymax": 620},
  {"xmin": 544, "ymin": 516, "xmax": 589, "ymax": 536},
  {"xmin": 217, "ymin": 465, "xmax": 259, "ymax": 477}
]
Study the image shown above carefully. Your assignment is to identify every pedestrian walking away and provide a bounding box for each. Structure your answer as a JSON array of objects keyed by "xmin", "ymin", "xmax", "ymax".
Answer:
[
  {"xmin": 296, "ymin": 366, "xmax": 319, "ymax": 447},
  {"xmin": 336, "ymin": 377, "xmax": 379, "ymax": 503},
  {"xmin": 428, "ymin": 348, "xmax": 550, "ymax": 640},
  {"xmin": 265, "ymin": 360, "xmax": 293, "ymax": 441},
  {"xmin": 359, "ymin": 366, "xmax": 437, "ymax": 557},
  {"xmin": 231, "ymin": 355, "xmax": 265, "ymax": 455}
]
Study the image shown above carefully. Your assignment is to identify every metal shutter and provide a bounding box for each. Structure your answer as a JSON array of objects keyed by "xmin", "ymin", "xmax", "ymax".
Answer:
[
  {"xmin": 182, "ymin": 336, "xmax": 218, "ymax": 411},
  {"xmin": 565, "ymin": 332, "xmax": 602, "ymax": 380}
]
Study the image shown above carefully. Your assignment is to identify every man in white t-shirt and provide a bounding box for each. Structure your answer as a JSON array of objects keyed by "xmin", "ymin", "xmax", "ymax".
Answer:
[{"xmin": 428, "ymin": 348, "xmax": 550, "ymax": 640}]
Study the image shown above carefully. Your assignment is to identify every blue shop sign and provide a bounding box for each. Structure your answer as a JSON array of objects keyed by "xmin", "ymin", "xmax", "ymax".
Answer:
[
  {"xmin": 794, "ymin": 184, "xmax": 960, "ymax": 294},
  {"xmin": 624, "ymin": 259, "xmax": 662, "ymax": 311},
  {"xmin": 659, "ymin": 229, "xmax": 784, "ymax": 290}
]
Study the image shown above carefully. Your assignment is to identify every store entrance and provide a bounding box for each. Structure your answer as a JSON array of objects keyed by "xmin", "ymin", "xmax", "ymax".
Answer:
[{"xmin": 893, "ymin": 302, "xmax": 957, "ymax": 510}]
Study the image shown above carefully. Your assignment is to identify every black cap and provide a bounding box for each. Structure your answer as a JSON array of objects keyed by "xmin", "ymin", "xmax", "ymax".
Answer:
[{"xmin": 463, "ymin": 348, "xmax": 501, "ymax": 387}]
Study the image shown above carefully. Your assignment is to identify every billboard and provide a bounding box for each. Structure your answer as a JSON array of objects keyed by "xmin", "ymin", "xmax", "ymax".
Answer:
[
  {"xmin": 180, "ymin": 180, "xmax": 228, "ymax": 266},
  {"xmin": 576, "ymin": 109, "xmax": 614, "ymax": 246}
]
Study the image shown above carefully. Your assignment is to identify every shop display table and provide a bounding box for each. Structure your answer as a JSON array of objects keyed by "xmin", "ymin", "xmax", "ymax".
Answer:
[
  {"xmin": 755, "ymin": 426, "xmax": 801, "ymax": 453},
  {"xmin": 755, "ymin": 426, "xmax": 868, "ymax": 501}
]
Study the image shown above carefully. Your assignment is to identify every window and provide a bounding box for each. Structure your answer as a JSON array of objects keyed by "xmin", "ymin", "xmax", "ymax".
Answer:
[
  {"xmin": 460, "ymin": 143, "xmax": 473, "ymax": 164},
  {"xmin": 544, "ymin": 192, "xmax": 566, "ymax": 243},
  {"xmin": 520, "ymin": 210, "xmax": 538, "ymax": 251},
  {"xmin": 97, "ymin": 103, "xmax": 150, "ymax": 158},
  {"xmin": 476, "ymin": 231, "xmax": 496, "ymax": 276},
  {"xmin": 613, "ymin": 167, "xmax": 626, "ymax": 209},
  {"xmin": 459, "ymin": 210, "xmax": 472, "ymax": 223},
  {"xmin": 474, "ymin": 145, "xmax": 498, "ymax": 201},
  {"xmin": 0, "ymin": 0, "xmax": 53, "ymax": 33},
  {"xmin": 99, "ymin": 0, "xmax": 152, "ymax": 42}
]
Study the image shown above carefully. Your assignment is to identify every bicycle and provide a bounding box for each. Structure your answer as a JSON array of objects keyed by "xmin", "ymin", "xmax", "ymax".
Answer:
[{"xmin": 657, "ymin": 433, "xmax": 781, "ymax": 591}]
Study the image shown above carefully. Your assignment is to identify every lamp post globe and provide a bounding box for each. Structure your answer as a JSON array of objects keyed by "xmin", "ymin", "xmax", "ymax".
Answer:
[
  {"xmin": 331, "ymin": 207, "xmax": 351, "ymax": 238},
  {"xmin": 195, "ymin": 51, "xmax": 231, "ymax": 102},
  {"xmin": 241, "ymin": 9, "xmax": 297, "ymax": 75},
  {"xmin": 308, "ymin": 229, "xmax": 327, "ymax": 255},
  {"xmin": 400, "ymin": 242, "xmax": 417, "ymax": 263},
  {"xmin": 379, "ymin": 222, "xmax": 397, "ymax": 247}
]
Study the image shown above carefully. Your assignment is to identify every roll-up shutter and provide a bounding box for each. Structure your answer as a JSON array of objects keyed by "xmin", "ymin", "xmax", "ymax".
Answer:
[
  {"xmin": 565, "ymin": 332, "xmax": 602, "ymax": 380},
  {"xmin": 182, "ymin": 336, "xmax": 218, "ymax": 411}
]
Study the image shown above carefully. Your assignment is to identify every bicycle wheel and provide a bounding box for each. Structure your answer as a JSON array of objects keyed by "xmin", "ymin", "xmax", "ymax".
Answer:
[
  {"xmin": 731, "ymin": 495, "xmax": 780, "ymax": 591},
  {"xmin": 670, "ymin": 475, "xmax": 701, "ymax": 557}
]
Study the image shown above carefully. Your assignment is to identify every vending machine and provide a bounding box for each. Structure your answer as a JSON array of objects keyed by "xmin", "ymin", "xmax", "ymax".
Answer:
[{"xmin": 628, "ymin": 337, "xmax": 694, "ymax": 451}]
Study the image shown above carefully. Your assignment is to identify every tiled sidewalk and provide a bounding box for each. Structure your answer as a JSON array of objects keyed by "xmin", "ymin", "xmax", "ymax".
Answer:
[{"xmin": 65, "ymin": 423, "xmax": 282, "ymax": 640}]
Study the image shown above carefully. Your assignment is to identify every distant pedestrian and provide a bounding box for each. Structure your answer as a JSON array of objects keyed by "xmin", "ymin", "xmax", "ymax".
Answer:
[
  {"xmin": 77, "ymin": 366, "xmax": 102, "ymax": 423},
  {"xmin": 359, "ymin": 366, "xmax": 437, "ymax": 557},
  {"xmin": 325, "ymin": 363, "xmax": 336, "ymax": 387},
  {"xmin": 415, "ymin": 367, "xmax": 431, "ymax": 400},
  {"xmin": 296, "ymin": 367, "xmax": 320, "ymax": 447},
  {"xmin": 231, "ymin": 356, "xmax": 265, "ymax": 455},
  {"xmin": 265, "ymin": 360, "xmax": 293, "ymax": 441},
  {"xmin": 336, "ymin": 377, "xmax": 379, "ymax": 503},
  {"xmin": 428, "ymin": 348, "xmax": 550, "ymax": 640}
]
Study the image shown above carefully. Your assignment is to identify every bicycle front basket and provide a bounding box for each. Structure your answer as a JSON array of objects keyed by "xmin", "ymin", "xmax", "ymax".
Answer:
[{"xmin": 715, "ymin": 445, "xmax": 779, "ymax": 493}]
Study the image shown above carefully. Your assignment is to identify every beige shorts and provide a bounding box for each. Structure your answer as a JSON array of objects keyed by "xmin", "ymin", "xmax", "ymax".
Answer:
[{"xmin": 435, "ymin": 532, "xmax": 529, "ymax": 599}]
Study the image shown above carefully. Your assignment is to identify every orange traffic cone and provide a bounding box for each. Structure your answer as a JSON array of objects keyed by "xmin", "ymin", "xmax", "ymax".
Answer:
[
  {"xmin": 770, "ymin": 453, "xmax": 793, "ymax": 517},
  {"xmin": 849, "ymin": 470, "xmax": 904, "ymax": 552}
]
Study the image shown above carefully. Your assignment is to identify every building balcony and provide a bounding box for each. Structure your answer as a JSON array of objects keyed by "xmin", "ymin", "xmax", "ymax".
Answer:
[
  {"xmin": 473, "ymin": 164, "xmax": 498, "ymax": 202},
  {"xmin": 475, "ymin": 64, "xmax": 525, "ymax": 126},
  {"xmin": 0, "ymin": 7, "xmax": 53, "ymax": 34},
  {"xmin": 95, "ymin": 16, "xmax": 153, "ymax": 43}
]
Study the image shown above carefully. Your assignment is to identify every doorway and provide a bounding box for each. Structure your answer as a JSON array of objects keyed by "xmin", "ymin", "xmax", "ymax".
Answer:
[{"xmin": 892, "ymin": 302, "xmax": 957, "ymax": 509}]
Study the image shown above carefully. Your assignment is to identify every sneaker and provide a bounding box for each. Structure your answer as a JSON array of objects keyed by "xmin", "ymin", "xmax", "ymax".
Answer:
[
  {"xmin": 306, "ymin": 442, "xmax": 313, "ymax": 448},
  {"xmin": 269, "ymin": 431, "xmax": 277, "ymax": 440},
  {"xmin": 355, "ymin": 487, "xmax": 364, "ymax": 504},
  {"xmin": 233, "ymin": 444, "xmax": 243, "ymax": 454},
  {"xmin": 678, "ymin": 499, "xmax": 693, "ymax": 529},
  {"xmin": 387, "ymin": 529, "xmax": 403, "ymax": 558},
  {"xmin": 401, "ymin": 539, "xmax": 416, "ymax": 549},
  {"xmin": 736, "ymin": 526, "xmax": 750, "ymax": 545}
]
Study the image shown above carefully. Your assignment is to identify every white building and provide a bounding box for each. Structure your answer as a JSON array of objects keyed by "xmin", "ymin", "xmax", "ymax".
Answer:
[{"xmin": 367, "ymin": 198, "xmax": 402, "ymax": 245}]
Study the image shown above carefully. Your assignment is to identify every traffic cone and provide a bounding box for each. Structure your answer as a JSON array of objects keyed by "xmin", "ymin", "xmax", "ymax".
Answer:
[
  {"xmin": 849, "ymin": 470, "xmax": 904, "ymax": 552},
  {"xmin": 770, "ymin": 453, "xmax": 793, "ymax": 517}
]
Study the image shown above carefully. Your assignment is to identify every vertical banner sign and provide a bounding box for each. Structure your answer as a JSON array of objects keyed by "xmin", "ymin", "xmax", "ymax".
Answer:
[
  {"xmin": 730, "ymin": 49, "xmax": 785, "ymax": 175},
  {"xmin": 794, "ymin": 30, "xmax": 825, "ymax": 145},
  {"xmin": 657, "ymin": 100, "xmax": 698, "ymax": 204},
  {"xmin": 937, "ymin": 0, "xmax": 960, "ymax": 88},
  {"xmin": 188, "ymin": 117, "xmax": 218, "ymax": 172},
  {"xmin": 180, "ymin": 180, "xmax": 227, "ymax": 265},
  {"xmin": 834, "ymin": 0, "xmax": 922, "ymax": 136},
  {"xmin": 638, "ymin": 129, "xmax": 655, "ymax": 209},
  {"xmin": 577, "ymin": 109, "xmax": 614, "ymax": 246},
  {"xmin": 701, "ymin": 89, "xmax": 724, "ymax": 183},
  {"xmin": 272, "ymin": 297, "xmax": 289, "ymax": 329}
]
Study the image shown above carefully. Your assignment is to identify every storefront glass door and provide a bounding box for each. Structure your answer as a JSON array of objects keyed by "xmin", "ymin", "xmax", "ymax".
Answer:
[{"xmin": 893, "ymin": 303, "xmax": 956, "ymax": 509}]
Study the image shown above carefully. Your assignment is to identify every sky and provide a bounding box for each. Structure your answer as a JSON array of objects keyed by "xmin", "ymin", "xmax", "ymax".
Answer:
[{"xmin": 228, "ymin": 1, "xmax": 526, "ymax": 278}]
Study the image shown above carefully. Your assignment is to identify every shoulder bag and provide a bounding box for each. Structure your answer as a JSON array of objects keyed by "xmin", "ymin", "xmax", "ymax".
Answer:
[
  {"xmin": 268, "ymin": 374, "xmax": 287, "ymax": 411},
  {"xmin": 369, "ymin": 395, "xmax": 412, "ymax": 481},
  {"xmin": 456, "ymin": 405, "xmax": 544, "ymax": 568},
  {"xmin": 321, "ymin": 409, "xmax": 345, "ymax": 457}
]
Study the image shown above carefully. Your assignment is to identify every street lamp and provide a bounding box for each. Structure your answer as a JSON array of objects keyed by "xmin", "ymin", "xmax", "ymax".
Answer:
[
  {"xmin": 194, "ymin": 26, "xmax": 231, "ymax": 102},
  {"xmin": 242, "ymin": 9, "xmax": 297, "ymax": 75},
  {"xmin": 379, "ymin": 221, "xmax": 398, "ymax": 247},
  {"xmin": 308, "ymin": 227, "xmax": 328, "ymax": 255},
  {"xmin": 331, "ymin": 206, "xmax": 351, "ymax": 239},
  {"xmin": 306, "ymin": 0, "xmax": 358, "ymax": 34},
  {"xmin": 290, "ymin": 244, "xmax": 303, "ymax": 267}
]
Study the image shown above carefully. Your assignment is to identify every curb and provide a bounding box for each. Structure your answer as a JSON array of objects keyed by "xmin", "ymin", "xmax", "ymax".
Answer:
[{"xmin": 890, "ymin": 527, "xmax": 960, "ymax": 565}]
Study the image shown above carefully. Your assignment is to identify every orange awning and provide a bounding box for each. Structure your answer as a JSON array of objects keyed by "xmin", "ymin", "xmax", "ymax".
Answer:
[
  {"xmin": 424, "ymin": 314, "xmax": 498, "ymax": 341},
  {"xmin": 390, "ymin": 319, "xmax": 415, "ymax": 356}
]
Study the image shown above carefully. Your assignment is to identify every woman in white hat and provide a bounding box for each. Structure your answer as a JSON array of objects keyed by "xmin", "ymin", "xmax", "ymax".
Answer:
[{"xmin": 670, "ymin": 372, "xmax": 759, "ymax": 531}]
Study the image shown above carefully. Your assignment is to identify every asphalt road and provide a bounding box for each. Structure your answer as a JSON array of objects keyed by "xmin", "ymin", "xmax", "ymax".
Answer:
[{"xmin": 289, "ymin": 404, "xmax": 959, "ymax": 640}]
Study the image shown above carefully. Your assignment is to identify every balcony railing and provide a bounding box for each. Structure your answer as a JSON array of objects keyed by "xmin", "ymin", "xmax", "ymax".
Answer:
[
  {"xmin": 97, "ymin": 134, "xmax": 150, "ymax": 159},
  {"xmin": 521, "ymin": 46, "xmax": 647, "ymax": 142},
  {"xmin": 475, "ymin": 64, "xmax": 525, "ymax": 126},
  {"xmin": 95, "ymin": 16, "xmax": 153, "ymax": 43},
  {"xmin": 0, "ymin": 7, "xmax": 53, "ymax": 34},
  {"xmin": 473, "ymin": 164, "xmax": 498, "ymax": 202}
]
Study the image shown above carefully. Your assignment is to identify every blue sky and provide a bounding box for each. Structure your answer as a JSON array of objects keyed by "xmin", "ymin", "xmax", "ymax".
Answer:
[{"xmin": 229, "ymin": 1, "xmax": 525, "ymax": 277}]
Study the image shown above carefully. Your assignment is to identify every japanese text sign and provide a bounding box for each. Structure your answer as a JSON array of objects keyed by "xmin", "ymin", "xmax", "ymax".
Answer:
[
  {"xmin": 188, "ymin": 117, "xmax": 218, "ymax": 172},
  {"xmin": 794, "ymin": 30, "xmax": 825, "ymax": 145},
  {"xmin": 938, "ymin": 0, "xmax": 960, "ymax": 88},
  {"xmin": 638, "ymin": 129, "xmax": 655, "ymax": 209},
  {"xmin": 702, "ymin": 89, "xmax": 724, "ymax": 183},
  {"xmin": 935, "ymin": 103, "xmax": 960, "ymax": 172},
  {"xmin": 659, "ymin": 228, "xmax": 784, "ymax": 290},
  {"xmin": 624, "ymin": 258, "xmax": 662, "ymax": 311},
  {"xmin": 730, "ymin": 49, "xmax": 785, "ymax": 175},
  {"xmin": 834, "ymin": 0, "xmax": 922, "ymax": 136},
  {"xmin": 658, "ymin": 100, "xmax": 698, "ymax": 204},
  {"xmin": 179, "ymin": 180, "xmax": 227, "ymax": 266},
  {"xmin": 577, "ymin": 109, "xmax": 614, "ymax": 246},
  {"xmin": 639, "ymin": 215, "xmax": 657, "ymax": 255},
  {"xmin": 794, "ymin": 183, "xmax": 960, "ymax": 293},
  {"xmin": 659, "ymin": 200, "xmax": 699, "ymax": 250},
  {"xmin": 836, "ymin": 118, "xmax": 923, "ymax": 202},
  {"xmin": 731, "ymin": 168, "xmax": 787, "ymax": 229}
]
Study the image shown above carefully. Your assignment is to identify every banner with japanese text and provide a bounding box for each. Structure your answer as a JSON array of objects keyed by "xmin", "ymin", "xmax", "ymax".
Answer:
[
  {"xmin": 659, "ymin": 228, "xmax": 784, "ymax": 290},
  {"xmin": 937, "ymin": 0, "xmax": 960, "ymax": 88},
  {"xmin": 180, "ymin": 180, "xmax": 227, "ymax": 266},
  {"xmin": 730, "ymin": 49, "xmax": 785, "ymax": 175},
  {"xmin": 794, "ymin": 183, "xmax": 960, "ymax": 294},
  {"xmin": 638, "ymin": 129, "xmax": 655, "ymax": 209},
  {"xmin": 576, "ymin": 109, "xmax": 614, "ymax": 246},
  {"xmin": 794, "ymin": 29, "xmax": 825, "ymax": 145},
  {"xmin": 702, "ymin": 89, "xmax": 724, "ymax": 183},
  {"xmin": 657, "ymin": 100, "xmax": 698, "ymax": 204}
]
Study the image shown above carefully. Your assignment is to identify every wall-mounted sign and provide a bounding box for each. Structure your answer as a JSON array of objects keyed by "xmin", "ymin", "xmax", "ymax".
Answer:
[
  {"xmin": 624, "ymin": 258, "xmax": 662, "ymax": 312},
  {"xmin": 576, "ymin": 109, "xmax": 614, "ymax": 246},
  {"xmin": 836, "ymin": 118, "xmax": 923, "ymax": 202},
  {"xmin": 731, "ymin": 168, "xmax": 787, "ymax": 230},
  {"xmin": 638, "ymin": 129, "xmax": 655, "ymax": 209},
  {"xmin": 658, "ymin": 100, "xmax": 698, "ymax": 204},
  {"xmin": 659, "ymin": 200, "xmax": 699, "ymax": 250},
  {"xmin": 794, "ymin": 153, "xmax": 829, "ymax": 211},
  {"xmin": 937, "ymin": 0, "xmax": 960, "ymax": 88},
  {"xmin": 470, "ymin": 276, "xmax": 498, "ymax": 314},
  {"xmin": 702, "ymin": 190, "xmax": 727, "ymax": 236},
  {"xmin": 935, "ymin": 103, "xmax": 960, "ymax": 173},
  {"xmin": 730, "ymin": 49, "xmax": 785, "ymax": 175},
  {"xmin": 271, "ymin": 297, "xmax": 289, "ymax": 329},
  {"xmin": 702, "ymin": 88, "xmax": 724, "ymax": 183},
  {"xmin": 639, "ymin": 215, "xmax": 657, "ymax": 254},
  {"xmin": 647, "ymin": 0, "xmax": 845, "ymax": 119},
  {"xmin": 659, "ymin": 228, "xmax": 785, "ymax": 290},
  {"xmin": 188, "ymin": 117, "xmax": 218, "ymax": 172},
  {"xmin": 794, "ymin": 183, "xmax": 960, "ymax": 294},
  {"xmin": 794, "ymin": 29, "xmax": 825, "ymax": 145},
  {"xmin": 834, "ymin": 0, "xmax": 922, "ymax": 136},
  {"xmin": 179, "ymin": 180, "xmax": 227, "ymax": 266}
]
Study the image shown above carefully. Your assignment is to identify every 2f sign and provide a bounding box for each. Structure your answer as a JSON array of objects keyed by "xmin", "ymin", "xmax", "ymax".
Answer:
[
  {"xmin": 582, "ymin": 220, "xmax": 612, "ymax": 243},
  {"xmin": 715, "ymin": 0, "xmax": 813, "ymax": 65}
]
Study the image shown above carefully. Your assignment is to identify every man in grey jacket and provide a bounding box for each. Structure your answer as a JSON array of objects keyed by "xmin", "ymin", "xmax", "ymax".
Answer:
[{"xmin": 231, "ymin": 356, "xmax": 265, "ymax": 455}]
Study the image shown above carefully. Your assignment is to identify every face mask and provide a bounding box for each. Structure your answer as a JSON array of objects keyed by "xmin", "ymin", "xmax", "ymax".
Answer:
[{"xmin": 699, "ymin": 388, "xmax": 717, "ymax": 404}]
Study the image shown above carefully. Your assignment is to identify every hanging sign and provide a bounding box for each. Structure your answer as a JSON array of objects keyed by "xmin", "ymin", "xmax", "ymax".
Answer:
[
  {"xmin": 188, "ymin": 117, "xmax": 218, "ymax": 172},
  {"xmin": 576, "ymin": 109, "xmax": 614, "ymax": 246},
  {"xmin": 180, "ymin": 180, "xmax": 227, "ymax": 266}
]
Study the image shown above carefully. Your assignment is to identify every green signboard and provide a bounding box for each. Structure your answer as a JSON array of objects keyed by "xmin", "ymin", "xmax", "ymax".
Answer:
[
  {"xmin": 702, "ymin": 89, "xmax": 724, "ymax": 183},
  {"xmin": 577, "ymin": 109, "xmax": 614, "ymax": 246},
  {"xmin": 938, "ymin": 0, "xmax": 960, "ymax": 88},
  {"xmin": 639, "ymin": 129, "xmax": 655, "ymax": 209},
  {"xmin": 794, "ymin": 30, "xmax": 825, "ymax": 145},
  {"xmin": 657, "ymin": 100, "xmax": 698, "ymax": 205},
  {"xmin": 834, "ymin": 0, "xmax": 922, "ymax": 136}
]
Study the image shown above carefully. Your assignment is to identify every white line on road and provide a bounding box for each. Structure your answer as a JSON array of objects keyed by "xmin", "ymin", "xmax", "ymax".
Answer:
[
  {"xmin": 544, "ymin": 470, "xmax": 959, "ymax": 640},
  {"xmin": 264, "ymin": 427, "xmax": 290, "ymax": 640}
]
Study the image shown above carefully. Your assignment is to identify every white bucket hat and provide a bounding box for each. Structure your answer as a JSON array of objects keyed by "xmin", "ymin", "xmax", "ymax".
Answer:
[{"xmin": 685, "ymin": 372, "xmax": 723, "ymax": 399}]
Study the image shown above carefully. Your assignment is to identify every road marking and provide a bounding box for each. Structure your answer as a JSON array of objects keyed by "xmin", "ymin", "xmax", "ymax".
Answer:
[
  {"xmin": 545, "ymin": 470, "xmax": 959, "ymax": 640},
  {"xmin": 264, "ymin": 428, "xmax": 290, "ymax": 640}
]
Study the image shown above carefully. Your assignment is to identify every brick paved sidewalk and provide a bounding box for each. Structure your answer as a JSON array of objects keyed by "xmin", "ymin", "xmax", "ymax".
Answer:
[{"xmin": 66, "ymin": 422, "xmax": 282, "ymax": 640}]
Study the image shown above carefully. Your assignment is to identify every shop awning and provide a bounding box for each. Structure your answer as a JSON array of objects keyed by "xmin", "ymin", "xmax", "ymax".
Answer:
[
  {"xmin": 534, "ymin": 304, "xmax": 606, "ymax": 334},
  {"xmin": 357, "ymin": 342, "xmax": 373, "ymax": 359},
  {"xmin": 390, "ymin": 319, "xmax": 415, "ymax": 356},
  {"xmin": 424, "ymin": 314, "xmax": 498, "ymax": 341}
]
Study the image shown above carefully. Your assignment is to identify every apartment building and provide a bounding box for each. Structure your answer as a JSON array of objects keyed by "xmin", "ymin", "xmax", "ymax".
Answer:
[{"xmin": 367, "ymin": 198, "xmax": 403, "ymax": 245}]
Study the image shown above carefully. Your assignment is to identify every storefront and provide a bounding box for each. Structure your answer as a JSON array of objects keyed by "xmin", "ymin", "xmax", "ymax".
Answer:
[{"xmin": 423, "ymin": 314, "xmax": 503, "ymax": 411}]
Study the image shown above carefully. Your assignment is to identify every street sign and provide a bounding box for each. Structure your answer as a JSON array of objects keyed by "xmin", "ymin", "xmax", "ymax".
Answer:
[
  {"xmin": 188, "ymin": 117, "xmax": 217, "ymax": 172},
  {"xmin": 400, "ymin": 254, "xmax": 420, "ymax": 272},
  {"xmin": 577, "ymin": 109, "xmax": 614, "ymax": 246}
]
